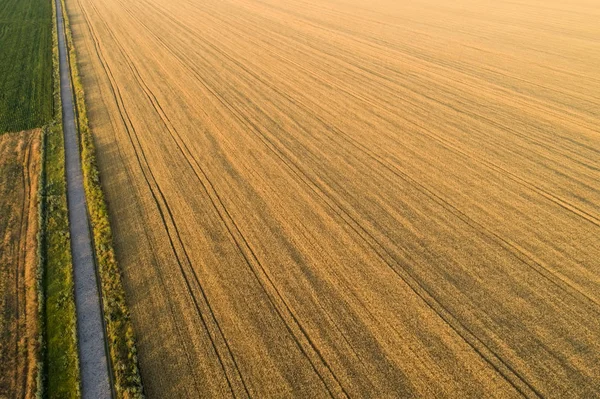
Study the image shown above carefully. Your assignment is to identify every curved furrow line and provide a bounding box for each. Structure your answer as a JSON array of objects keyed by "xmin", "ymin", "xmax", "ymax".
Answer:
[
  {"xmin": 88, "ymin": 4, "xmax": 255, "ymax": 397},
  {"xmin": 116, "ymin": 10, "xmax": 345, "ymax": 398},
  {"xmin": 312, "ymin": 294, "xmax": 371, "ymax": 376},
  {"xmin": 166, "ymin": 16, "xmax": 600, "ymax": 313},
  {"xmin": 260, "ymin": 0, "xmax": 600, "ymax": 116},
  {"xmin": 77, "ymin": 4, "xmax": 234, "ymax": 394},
  {"xmin": 198, "ymin": 85, "xmax": 541, "ymax": 398},
  {"xmin": 344, "ymin": 134, "xmax": 600, "ymax": 310},
  {"xmin": 136, "ymin": 4, "xmax": 600, "ymax": 393},
  {"xmin": 76, "ymin": 3, "xmax": 240, "ymax": 396},
  {"xmin": 78, "ymin": 11, "xmax": 204, "ymax": 392},
  {"xmin": 209, "ymin": 0, "xmax": 600, "ymax": 144},
  {"xmin": 110, "ymin": 3, "xmax": 353, "ymax": 397},
  {"xmin": 88, "ymin": 69, "xmax": 206, "ymax": 397},
  {"xmin": 324, "ymin": 118, "xmax": 600, "ymax": 309},
  {"xmin": 114, "ymin": 4, "xmax": 547, "ymax": 395},
  {"xmin": 128, "ymin": 12, "xmax": 538, "ymax": 391},
  {"xmin": 121, "ymin": 11, "xmax": 351, "ymax": 398},
  {"xmin": 132, "ymin": 5, "xmax": 352, "ymax": 395},
  {"xmin": 286, "ymin": 32, "xmax": 600, "ymax": 177},
  {"xmin": 68, "ymin": 0, "xmax": 600, "ymax": 396},
  {"xmin": 220, "ymin": 70, "xmax": 598, "ymax": 394},
  {"xmin": 225, "ymin": 48, "xmax": 600, "ymax": 309},
  {"xmin": 246, "ymin": 35, "xmax": 600, "ymax": 227},
  {"xmin": 214, "ymin": 84, "xmax": 540, "ymax": 396},
  {"xmin": 162, "ymin": 1, "xmax": 600, "ymax": 222},
  {"xmin": 224, "ymin": 0, "xmax": 600, "ymax": 170},
  {"xmin": 102, "ymin": 3, "xmax": 347, "ymax": 396},
  {"xmin": 334, "ymin": 62, "xmax": 600, "ymax": 195},
  {"xmin": 165, "ymin": 22, "xmax": 553, "ymax": 395}
]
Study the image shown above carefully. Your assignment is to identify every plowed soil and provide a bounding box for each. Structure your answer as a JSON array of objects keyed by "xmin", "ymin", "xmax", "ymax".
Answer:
[
  {"xmin": 0, "ymin": 130, "xmax": 41, "ymax": 398},
  {"xmin": 66, "ymin": 0, "xmax": 600, "ymax": 397}
]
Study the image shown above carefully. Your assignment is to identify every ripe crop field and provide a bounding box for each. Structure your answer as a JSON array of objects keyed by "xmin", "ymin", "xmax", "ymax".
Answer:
[
  {"xmin": 0, "ymin": 0, "xmax": 53, "ymax": 132},
  {"xmin": 66, "ymin": 0, "xmax": 600, "ymax": 396},
  {"xmin": 0, "ymin": 130, "xmax": 41, "ymax": 398}
]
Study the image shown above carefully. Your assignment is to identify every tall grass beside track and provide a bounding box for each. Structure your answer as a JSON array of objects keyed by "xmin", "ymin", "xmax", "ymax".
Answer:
[{"xmin": 61, "ymin": 0, "xmax": 144, "ymax": 396}]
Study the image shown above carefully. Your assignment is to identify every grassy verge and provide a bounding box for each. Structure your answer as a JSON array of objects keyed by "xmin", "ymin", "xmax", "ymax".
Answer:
[
  {"xmin": 60, "ymin": 0, "xmax": 144, "ymax": 397},
  {"xmin": 37, "ymin": 0, "xmax": 81, "ymax": 396}
]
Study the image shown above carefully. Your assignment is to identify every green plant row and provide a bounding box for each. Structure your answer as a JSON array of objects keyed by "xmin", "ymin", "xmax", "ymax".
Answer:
[
  {"xmin": 59, "ymin": 0, "xmax": 144, "ymax": 397},
  {"xmin": 0, "ymin": 0, "xmax": 53, "ymax": 132}
]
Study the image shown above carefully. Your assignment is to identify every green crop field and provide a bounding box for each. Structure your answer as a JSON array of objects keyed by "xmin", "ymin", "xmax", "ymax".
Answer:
[{"xmin": 0, "ymin": 0, "xmax": 53, "ymax": 132}]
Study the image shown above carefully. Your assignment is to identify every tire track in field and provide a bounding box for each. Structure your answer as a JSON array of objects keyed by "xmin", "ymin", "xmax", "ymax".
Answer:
[
  {"xmin": 266, "ymin": 18, "xmax": 600, "ymax": 208},
  {"xmin": 254, "ymin": 0, "xmax": 600, "ymax": 114},
  {"xmin": 198, "ymin": 3, "xmax": 600, "ymax": 344},
  {"xmin": 148, "ymin": 0, "xmax": 599, "ymax": 349},
  {"xmin": 76, "ymin": 2, "xmax": 245, "ymax": 396},
  {"xmin": 13, "ymin": 137, "xmax": 27, "ymax": 397},
  {"xmin": 164, "ymin": 0, "xmax": 600, "ymax": 231},
  {"xmin": 211, "ymin": 0, "xmax": 600, "ymax": 134},
  {"xmin": 70, "ymin": 0, "xmax": 600, "ymax": 396},
  {"xmin": 13, "ymin": 132, "xmax": 34, "ymax": 399},
  {"xmin": 14, "ymin": 137, "xmax": 24, "ymax": 397},
  {"xmin": 85, "ymin": 3, "xmax": 257, "ymax": 396},
  {"xmin": 277, "ymin": 0, "xmax": 600, "ymax": 110},
  {"xmin": 114, "ymin": 4, "xmax": 540, "ymax": 395},
  {"xmin": 97, "ymin": 2, "xmax": 350, "ymax": 396},
  {"xmin": 231, "ymin": 17, "xmax": 600, "ymax": 225},
  {"xmin": 122, "ymin": 3, "xmax": 415, "ymax": 394},
  {"xmin": 0, "ymin": 132, "xmax": 32, "ymax": 398},
  {"xmin": 195, "ymin": 16, "xmax": 600, "ymax": 310},
  {"xmin": 112, "ymin": 0, "xmax": 384, "ymax": 394},
  {"xmin": 128, "ymin": 3, "xmax": 598, "ymax": 394},
  {"xmin": 203, "ymin": 85, "xmax": 541, "ymax": 397},
  {"xmin": 75, "ymin": 6, "xmax": 207, "ymax": 396},
  {"xmin": 195, "ymin": 1, "xmax": 598, "ymax": 392},
  {"xmin": 215, "ymin": 38, "xmax": 600, "ymax": 311},
  {"xmin": 118, "ymin": 2, "xmax": 553, "ymax": 394},
  {"xmin": 178, "ymin": 5, "xmax": 599, "ymax": 391},
  {"xmin": 92, "ymin": 0, "xmax": 346, "ymax": 394},
  {"xmin": 203, "ymin": 2, "xmax": 600, "ymax": 196},
  {"xmin": 205, "ymin": 0, "xmax": 600, "ymax": 189}
]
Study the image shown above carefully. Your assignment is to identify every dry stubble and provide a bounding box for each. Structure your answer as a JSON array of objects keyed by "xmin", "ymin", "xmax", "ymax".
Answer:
[
  {"xmin": 0, "ymin": 130, "xmax": 41, "ymax": 399},
  {"xmin": 65, "ymin": 0, "xmax": 600, "ymax": 397}
]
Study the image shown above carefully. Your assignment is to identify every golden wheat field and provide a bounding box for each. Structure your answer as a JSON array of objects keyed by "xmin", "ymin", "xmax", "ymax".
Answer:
[
  {"xmin": 65, "ymin": 0, "xmax": 600, "ymax": 396},
  {"xmin": 0, "ymin": 130, "xmax": 40, "ymax": 398}
]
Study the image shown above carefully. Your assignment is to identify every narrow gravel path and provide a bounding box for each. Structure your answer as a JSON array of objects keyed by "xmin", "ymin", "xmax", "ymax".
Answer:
[{"xmin": 55, "ymin": 0, "xmax": 112, "ymax": 397}]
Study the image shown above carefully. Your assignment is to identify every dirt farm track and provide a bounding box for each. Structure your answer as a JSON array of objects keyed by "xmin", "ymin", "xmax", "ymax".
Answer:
[{"xmin": 65, "ymin": 0, "xmax": 600, "ymax": 396}]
